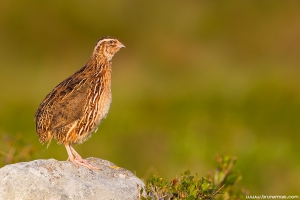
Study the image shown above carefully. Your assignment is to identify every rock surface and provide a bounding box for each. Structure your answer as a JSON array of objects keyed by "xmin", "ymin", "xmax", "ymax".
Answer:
[{"xmin": 0, "ymin": 158, "xmax": 144, "ymax": 200}]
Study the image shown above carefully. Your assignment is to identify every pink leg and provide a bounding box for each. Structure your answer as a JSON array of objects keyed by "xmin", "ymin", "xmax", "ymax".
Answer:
[{"xmin": 64, "ymin": 144, "xmax": 99, "ymax": 170}]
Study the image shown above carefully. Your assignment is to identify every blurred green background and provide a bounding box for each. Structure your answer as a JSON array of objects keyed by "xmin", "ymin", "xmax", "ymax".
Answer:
[{"xmin": 0, "ymin": 0, "xmax": 299, "ymax": 195}]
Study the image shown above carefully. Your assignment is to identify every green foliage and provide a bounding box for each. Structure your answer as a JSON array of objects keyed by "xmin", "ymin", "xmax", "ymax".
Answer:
[
  {"xmin": 211, "ymin": 156, "xmax": 247, "ymax": 200},
  {"xmin": 140, "ymin": 156, "xmax": 247, "ymax": 200}
]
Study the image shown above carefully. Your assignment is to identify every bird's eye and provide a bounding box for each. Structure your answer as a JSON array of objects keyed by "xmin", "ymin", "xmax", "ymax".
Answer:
[{"xmin": 109, "ymin": 40, "xmax": 114, "ymax": 44}]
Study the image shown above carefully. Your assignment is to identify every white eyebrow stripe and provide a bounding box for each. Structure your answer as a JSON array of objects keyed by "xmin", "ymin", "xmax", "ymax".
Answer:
[
  {"xmin": 97, "ymin": 38, "xmax": 114, "ymax": 45},
  {"xmin": 94, "ymin": 38, "xmax": 116, "ymax": 51}
]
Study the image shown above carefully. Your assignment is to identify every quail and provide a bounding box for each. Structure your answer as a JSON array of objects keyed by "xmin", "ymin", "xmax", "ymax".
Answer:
[{"xmin": 35, "ymin": 36, "xmax": 125, "ymax": 169}]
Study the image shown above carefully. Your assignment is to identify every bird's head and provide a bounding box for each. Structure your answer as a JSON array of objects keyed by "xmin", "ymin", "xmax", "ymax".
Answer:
[{"xmin": 93, "ymin": 36, "xmax": 125, "ymax": 61}]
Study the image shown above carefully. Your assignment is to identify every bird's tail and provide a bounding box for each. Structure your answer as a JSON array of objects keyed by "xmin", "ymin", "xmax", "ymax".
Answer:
[{"xmin": 38, "ymin": 131, "xmax": 53, "ymax": 148}]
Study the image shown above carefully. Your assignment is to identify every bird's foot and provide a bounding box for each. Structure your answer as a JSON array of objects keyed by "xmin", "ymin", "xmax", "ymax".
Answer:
[
  {"xmin": 65, "ymin": 144, "xmax": 100, "ymax": 170},
  {"xmin": 68, "ymin": 156, "xmax": 100, "ymax": 170}
]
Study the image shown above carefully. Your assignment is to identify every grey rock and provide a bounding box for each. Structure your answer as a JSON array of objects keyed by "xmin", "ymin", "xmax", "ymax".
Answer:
[{"xmin": 0, "ymin": 158, "xmax": 145, "ymax": 200}]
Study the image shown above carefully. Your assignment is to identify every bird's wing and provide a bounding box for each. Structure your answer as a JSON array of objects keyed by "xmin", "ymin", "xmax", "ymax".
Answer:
[
  {"xmin": 35, "ymin": 74, "xmax": 90, "ymax": 134},
  {"xmin": 50, "ymin": 77, "xmax": 89, "ymax": 130}
]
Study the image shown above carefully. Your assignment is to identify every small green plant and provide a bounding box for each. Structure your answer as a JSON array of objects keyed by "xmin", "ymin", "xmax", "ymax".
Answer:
[
  {"xmin": 0, "ymin": 133, "xmax": 35, "ymax": 166},
  {"xmin": 140, "ymin": 156, "xmax": 247, "ymax": 200}
]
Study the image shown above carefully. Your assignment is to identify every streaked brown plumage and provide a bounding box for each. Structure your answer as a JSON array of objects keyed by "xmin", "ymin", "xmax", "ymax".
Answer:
[{"xmin": 34, "ymin": 36, "xmax": 125, "ymax": 169}]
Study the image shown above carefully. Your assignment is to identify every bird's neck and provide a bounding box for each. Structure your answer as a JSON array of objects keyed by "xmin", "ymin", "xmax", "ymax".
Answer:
[{"xmin": 86, "ymin": 55, "xmax": 112, "ymax": 72}]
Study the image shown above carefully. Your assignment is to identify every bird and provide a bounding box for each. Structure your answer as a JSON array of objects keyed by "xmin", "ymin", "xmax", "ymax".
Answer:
[{"xmin": 34, "ymin": 36, "xmax": 125, "ymax": 169}]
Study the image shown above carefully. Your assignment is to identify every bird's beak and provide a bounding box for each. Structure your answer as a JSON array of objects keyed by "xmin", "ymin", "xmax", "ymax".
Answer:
[{"xmin": 118, "ymin": 42, "xmax": 125, "ymax": 48}]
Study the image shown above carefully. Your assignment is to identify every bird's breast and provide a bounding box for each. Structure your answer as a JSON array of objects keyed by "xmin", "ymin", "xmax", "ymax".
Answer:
[
  {"xmin": 93, "ymin": 71, "xmax": 112, "ymax": 130},
  {"xmin": 96, "ymin": 88, "xmax": 112, "ymax": 123}
]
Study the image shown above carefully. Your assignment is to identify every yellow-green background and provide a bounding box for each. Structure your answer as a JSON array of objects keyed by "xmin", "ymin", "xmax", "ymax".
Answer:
[{"xmin": 0, "ymin": 0, "xmax": 299, "ymax": 195}]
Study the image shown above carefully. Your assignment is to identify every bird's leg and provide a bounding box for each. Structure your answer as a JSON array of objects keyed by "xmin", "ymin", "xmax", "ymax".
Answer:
[
  {"xmin": 65, "ymin": 144, "xmax": 99, "ymax": 170},
  {"xmin": 65, "ymin": 144, "xmax": 79, "ymax": 168}
]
